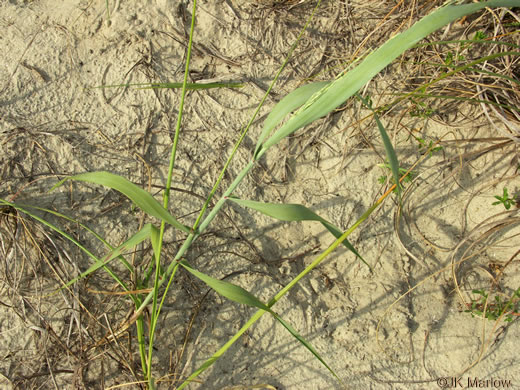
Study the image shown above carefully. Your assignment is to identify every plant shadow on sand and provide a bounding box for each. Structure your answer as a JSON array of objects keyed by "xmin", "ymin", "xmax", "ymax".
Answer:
[{"xmin": 1, "ymin": 0, "xmax": 519, "ymax": 389}]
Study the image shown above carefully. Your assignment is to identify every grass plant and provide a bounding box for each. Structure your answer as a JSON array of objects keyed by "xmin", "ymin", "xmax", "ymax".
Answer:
[
  {"xmin": 493, "ymin": 187, "xmax": 519, "ymax": 210},
  {"xmin": 1, "ymin": 0, "xmax": 519, "ymax": 388}
]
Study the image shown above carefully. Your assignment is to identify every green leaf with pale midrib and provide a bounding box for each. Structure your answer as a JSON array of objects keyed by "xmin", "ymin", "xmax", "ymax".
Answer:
[
  {"xmin": 179, "ymin": 259, "xmax": 341, "ymax": 384},
  {"xmin": 255, "ymin": 0, "xmax": 519, "ymax": 159},
  {"xmin": 228, "ymin": 197, "xmax": 370, "ymax": 269},
  {"xmin": 254, "ymin": 81, "xmax": 330, "ymax": 159},
  {"xmin": 51, "ymin": 171, "xmax": 191, "ymax": 234}
]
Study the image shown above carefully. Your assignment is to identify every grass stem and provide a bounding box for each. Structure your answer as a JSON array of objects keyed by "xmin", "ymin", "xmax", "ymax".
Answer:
[{"xmin": 146, "ymin": 0, "xmax": 198, "ymax": 383}]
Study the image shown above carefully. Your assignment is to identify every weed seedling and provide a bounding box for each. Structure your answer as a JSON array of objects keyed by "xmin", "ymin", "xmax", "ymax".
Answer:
[
  {"xmin": 409, "ymin": 98, "xmax": 436, "ymax": 118},
  {"xmin": 492, "ymin": 187, "xmax": 518, "ymax": 210},
  {"xmin": 416, "ymin": 137, "xmax": 443, "ymax": 156},
  {"xmin": 465, "ymin": 288, "xmax": 520, "ymax": 322},
  {"xmin": 444, "ymin": 50, "xmax": 466, "ymax": 67},
  {"xmin": 378, "ymin": 163, "xmax": 415, "ymax": 192}
]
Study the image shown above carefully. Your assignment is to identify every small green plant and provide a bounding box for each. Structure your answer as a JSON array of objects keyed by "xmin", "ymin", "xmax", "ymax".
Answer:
[
  {"xmin": 473, "ymin": 30, "xmax": 487, "ymax": 41},
  {"xmin": 409, "ymin": 97, "xmax": 436, "ymax": 118},
  {"xmin": 444, "ymin": 50, "xmax": 466, "ymax": 66},
  {"xmin": 492, "ymin": 187, "xmax": 518, "ymax": 210},
  {"xmin": 377, "ymin": 163, "xmax": 415, "ymax": 192},
  {"xmin": 416, "ymin": 137, "xmax": 443, "ymax": 156},
  {"xmin": 451, "ymin": 30, "xmax": 486, "ymax": 56},
  {"xmin": 465, "ymin": 288, "xmax": 520, "ymax": 322}
]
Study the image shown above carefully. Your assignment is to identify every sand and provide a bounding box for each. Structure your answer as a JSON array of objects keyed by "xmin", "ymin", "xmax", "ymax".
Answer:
[{"xmin": 1, "ymin": 1, "xmax": 519, "ymax": 389}]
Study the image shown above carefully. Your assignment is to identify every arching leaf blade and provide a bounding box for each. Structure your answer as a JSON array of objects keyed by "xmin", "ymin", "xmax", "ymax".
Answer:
[
  {"xmin": 228, "ymin": 197, "xmax": 370, "ymax": 269},
  {"xmin": 0, "ymin": 198, "xmax": 132, "ymax": 296},
  {"xmin": 61, "ymin": 224, "xmax": 157, "ymax": 289},
  {"xmin": 179, "ymin": 259, "xmax": 342, "ymax": 386},
  {"xmin": 257, "ymin": 0, "xmax": 518, "ymax": 157},
  {"xmin": 254, "ymin": 81, "xmax": 330, "ymax": 159},
  {"xmin": 179, "ymin": 260, "xmax": 271, "ymax": 311},
  {"xmin": 51, "ymin": 172, "xmax": 191, "ymax": 234}
]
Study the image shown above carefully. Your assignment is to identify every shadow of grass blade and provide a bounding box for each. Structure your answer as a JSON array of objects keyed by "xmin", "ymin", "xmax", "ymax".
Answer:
[
  {"xmin": 272, "ymin": 313, "xmax": 343, "ymax": 386},
  {"xmin": 228, "ymin": 197, "xmax": 370, "ymax": 269},
  {"xmin": 256, "ymin": 0, "xmax": 518, "ymax": 157},
  {"xmin": 254, "ymin": 81, "xmax": 330, "ymax": 159},
  {"xmin": 95, "ymin": 81, "xmax": 243, "ymax": 90},
  {"xmin": 51, "ymin": 171, "xmax": 191, "ymax": 234}
]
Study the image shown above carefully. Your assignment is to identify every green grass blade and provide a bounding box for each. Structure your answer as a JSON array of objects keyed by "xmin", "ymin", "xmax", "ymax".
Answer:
[
  {"xmin": 0, "ymin": 199, "xmax": 132, "ymax": 296},
  {"xmin": 60, "ymin": 224, "xmax": 157, "ymax": 289},
  {"xmin": 356, "ymin": 93, "xmax": 401, "ymax": 200},
  {"xmin": 177, "ymin": 1, "xmax": 518, "ymax": 386},
  {"xmin": 147, "ymin": 0, "xmax": 199, "ymax": 383},
  {"xmin": 0, "ymin": 200, "xmax": 136, "ymax": 274},
  {"xmin": 255, "ymin": 0, "xmax": 518, "ymax": 158},
  {"xmin": 150, "ymin": 223, "xmax": 161, "ymax": 264},
  {"xmin": 228, "ymin": 197, "xmax": 370, "ymax": 269},
  {"xmin": 191, "ymin": 1, "xmax": 323, "ymax": 233},
  {"xmin": 1, "ymin": 200, "xmax": 149, "ymax": 379},
  {"xmin": 129, "ymin": 0, "xmax": 324, "ymax": 326},
  {"xmin": 179, "ymin": 200, "xmax": 382, "ymax": 389},
  {"xmin": 177, "ymin": 310, "xmax": 264, "ymax": 390},
  {"xmin": 179, "ymin": 260, "xmax": 271, "ymax": 311},
  {"xmin": 377, "ymin": 121, "xmax": 400, "ymax": 200},
  {"xmin": 180, "ymin": 259, "xmax": 341, "ymax": 385},
  {"xmin": 51, "ymin": 171, "xmax": 191, "ymax": 234},
  {"xmin": 95, "ymin": 81, "xmax": 243, "ymax": 90},
  {"xmin": 371, "ymin": 51, "xmax": 520, "ymax": 121},
  {"xmin": 272, "ymin": 313, "xmax": 342, "ymax": 385},
  {"xmin": 414, "ymin": 38, "xmax": 520, "ymax": 50},
  {"xmin": 254, "ymin": 81, "xmax": 330, "ymax": 159}
]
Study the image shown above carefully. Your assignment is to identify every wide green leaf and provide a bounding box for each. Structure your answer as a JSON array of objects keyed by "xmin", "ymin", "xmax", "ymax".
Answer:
[
  {"xmin": 179, "ymin": 260, "xmax": 271, "ymax": 311},
  {"xmin": 51, "ymin": 171, "xmax": 191, "ymax": 234},
  {"xmin": 255, "ymin": 0, "xmax": 519, "ymax": 159},
  {"xmin": 228, "ymin": 197, "xmax": 370, "ymax": 269},
  {"xmin": 253, "ymin": 81, "xmax": 330, "ymax": 159}
]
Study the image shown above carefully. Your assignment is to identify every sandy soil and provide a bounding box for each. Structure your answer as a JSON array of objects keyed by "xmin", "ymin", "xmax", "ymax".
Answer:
[{"xmin": 1, "ymin": 1, "xmax": 519, "ymax": 389}]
